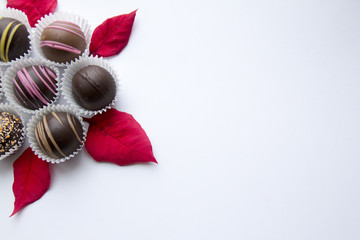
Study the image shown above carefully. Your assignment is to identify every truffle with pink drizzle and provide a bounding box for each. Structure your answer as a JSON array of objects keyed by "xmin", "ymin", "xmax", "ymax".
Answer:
[
  {"xmin": 13, "ymin": 65, "xmax": 58, "ymax": 110},
  {"xmin": 40, "ymin": 21, "xmax": 86, "ymax": 63}
]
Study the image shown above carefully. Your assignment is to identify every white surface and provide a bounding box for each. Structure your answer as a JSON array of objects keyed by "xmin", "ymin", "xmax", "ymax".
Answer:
[{"xmin": 1, "ymin": 0, "xmax": 360, "ymax": 239}]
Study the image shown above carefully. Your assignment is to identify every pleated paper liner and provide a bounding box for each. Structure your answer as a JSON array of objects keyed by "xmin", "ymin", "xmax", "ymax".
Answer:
[
  {"xmin": 27, "ymin": 105, "xmax": 87, "ymax": 164},
  {"xmin": 0, "ymin": 70, "xmax": 3, "ymax": 102},
  {"xmin": 33, "ymin": 12, "xmax": 92, "ymax": 67},
  {"xmin": 62, "ymin": 55, "xmax": 119, "ymax": 117}
]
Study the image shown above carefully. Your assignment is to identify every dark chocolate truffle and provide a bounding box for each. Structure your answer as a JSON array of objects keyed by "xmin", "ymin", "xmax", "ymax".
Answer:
[
  {"xmin": 0, "ymin": 111, "xmax": 23, "ymax": 156},
  {"xmin": 0, "ymin": 17, "xmax": 30, "ymax": 62},
  {"xmin": 40, "ymin": 21, "xmax": 86, "ymax": 63},
  {"xmin": 35, "ymin": 111, "xmax": 84, "ymax": 159},
  {"xmin": 13, "ymin": 65, "xmax": 58, "ymax": 110},
  {"xmin": 72, "ymin": 65, "xmax": 116, "ymax": 111}
]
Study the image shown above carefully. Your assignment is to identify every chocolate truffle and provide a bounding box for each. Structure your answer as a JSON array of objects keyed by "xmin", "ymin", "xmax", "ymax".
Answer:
[
  {"xmin": 0, "ymin": 17, "xmax": 30, "ymax": 62},
  {"xmin": 40, "ymin": 21, "xmax": 86, "ymax": 63},
  {"xmin": 72, "ymin": 65, "xmax": 116, "ymax": 111},
  {"xmin": 35, "ymin": 111, "xmax": 83, "ymax": 159},
  {"xmin": 0, "ymin": 111, "xmax": 23, "ymax": 156},
  {"xmin": 13, "ymin": 65, "xmax": 58, "ymax": 110}
]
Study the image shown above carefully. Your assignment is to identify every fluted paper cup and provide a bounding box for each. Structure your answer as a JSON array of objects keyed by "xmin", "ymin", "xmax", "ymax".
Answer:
[
  {"xmin": 0, "ymin": 70, "xmax": 3, "ymax": 102},
  {"xmin": 62, "ymin": 55, "xmax": 119, "ymax": 117},
  {"xmin": 33, "ymin": 12, "xmax": 92, "ymax": 66},
  {"xmin": 27, "ymin": 105, "xmax": 87, "ymax": 164}
]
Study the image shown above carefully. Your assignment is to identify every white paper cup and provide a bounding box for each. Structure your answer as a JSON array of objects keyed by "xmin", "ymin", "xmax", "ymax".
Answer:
[
  {"xmin": 0, "ymin": 103, "xmax": 26, "ymax": 161},
  {"xmin": 27, "ymin": 105, "xmax": 87, "ymax": 164},
  {"xmin": 33, "ymin": 12, "xmax": 92, "ymax": 66},
  {"xmin": 3, "ymin": 57, "xmax": 61, "ymax": 114},
  {"xmin": 0, "ymin": 70, "xmax": 3, "ymax": 102},
  {"xmin": 62, "ymin": 55, "xmax": 119, "ymax": 117},
  {"xmin": 0, "ymin": 8, "xmax": 33, "ymax": 66}
]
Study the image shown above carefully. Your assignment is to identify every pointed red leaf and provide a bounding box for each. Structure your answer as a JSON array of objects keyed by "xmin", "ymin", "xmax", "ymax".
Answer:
[
  {"xmin": 90, "ymin": 10, "xmax": 137, "ymax": 57},
  {"xmin": 85, "ymin": 109, "xmax": 157, "ymax": 165},
  {"xmin": 10, "ymin": 147, "xmax": 50, "ymax": 217},
  {"xmin": 7, "ymin": 0, "xmax": 57, "ymax": 27}
]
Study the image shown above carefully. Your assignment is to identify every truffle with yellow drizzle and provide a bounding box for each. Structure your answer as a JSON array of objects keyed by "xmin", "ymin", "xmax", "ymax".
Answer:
[
  {"xmin": 35, "ymin": 111, "xmax": 83, "ymax": 159},
  {"xmin": 0, "ymin": 17, "xmax": 30, "ymax": 62}
]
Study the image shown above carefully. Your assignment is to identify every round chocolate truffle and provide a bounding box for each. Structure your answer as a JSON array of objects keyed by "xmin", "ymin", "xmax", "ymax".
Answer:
[
  {"xmin": 0, "ymin": 17, "xmax": 30, "ymax": 62},
  {"xmin": 35, "ymin": 111, "xmax": 84, "ymax": 159},
  {"xmin": 13, "ymin": 65, "xmax": 58, "ymax": 110},
  {"xmin": 0, "ymin": 111, "xmax": 23, "ymax": 156},
  {"xmin": 40, "ymin": 21, "xmax": 86, "ymax": 63},
  {"xmin": 72, "ymin": 65, "xmax": 116, "ymax": 111}
]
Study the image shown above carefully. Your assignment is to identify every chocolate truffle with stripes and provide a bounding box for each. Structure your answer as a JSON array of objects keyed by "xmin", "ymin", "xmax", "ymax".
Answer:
[
  {"xmin": 40, "ymin": 21, "xmax": 86, "ymax": 63},
  {"xmin": 13, "ymin": 65, "xmax": 58, "ymax": 110},
  {"xmin": 35, "ymin": 111, "xmax": 84, "ymax": 159},
  {"xmin": 0, "ymin": 17, "xmax": 30, "ymax": 62}
]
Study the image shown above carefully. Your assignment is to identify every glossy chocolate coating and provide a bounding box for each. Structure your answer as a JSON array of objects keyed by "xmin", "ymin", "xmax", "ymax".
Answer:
[
  {"xmin": 72, "ymin": 65, "xmax": 116, "ymax": 111},
  {"xmin": 40, "ymin": 21, "xmax": 86, "ymax": 63},
  {"xmin": 0, "ymin": 111, "xmax": 23, "ymax": 156},
  {"xmin": 13, "ymin": 65, "xmax": 58, "ymax": 110},
  {"xmin": 0, "ymin": 17, "xmax": 30, "ymax": 62},
  {"xmin": 35, "ymin": 111, "xmax": 83, "ymax": 159}
]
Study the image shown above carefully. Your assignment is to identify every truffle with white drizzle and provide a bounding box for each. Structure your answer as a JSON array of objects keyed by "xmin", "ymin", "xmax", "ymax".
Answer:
[{"xmin": 35, "ymin": 111, "xmax": 84, "ymax": 158}]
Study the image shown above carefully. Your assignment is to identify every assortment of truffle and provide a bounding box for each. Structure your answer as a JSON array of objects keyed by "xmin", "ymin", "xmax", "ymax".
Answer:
[
  {"xmin": 0, "ymin": 111, "xmax": 23, "ymax": 156},
  {"xmin": 0, "ymin": 13, "xmax": 118, "ymax": 162},
  {"xmin": 13, "ymin": 65, "xmax": 58, "ymax": 110},
  {"xmin": 34, "ymin": 111, "xmax": 83, "ymax": 159},
  {"xmin": 72, "ymin": 65, "xmax": 116, "ymax": 111},
  {"xmin": 40, "ymin": 21, "xmax": 86, "ymax": 63},
  {"xmin": 0, "ymin": 17, "xmax": 30, "ymax": 62}
]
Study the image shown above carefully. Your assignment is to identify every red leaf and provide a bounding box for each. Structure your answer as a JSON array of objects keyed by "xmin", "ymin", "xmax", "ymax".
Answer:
[
  {"xmin": 7, "ymin": 0, "xmax": 57, "ymax": 27},
  {"xmin": 90, "ymin": 10, "xmax": 137, "ymax": 57},
  {"xmin": 85, "ymin": 109, "xmax": 157, "ymax": 165},
  {"xmin": 10, "ymin": 147, "xmax": 50, "ymax": 217}
]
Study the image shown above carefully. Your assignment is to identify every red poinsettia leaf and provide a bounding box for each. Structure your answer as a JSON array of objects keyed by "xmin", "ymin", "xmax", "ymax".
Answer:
[
  {"xmin": 7, "ymin": 0, "xmax": 57, "ymax": 27},
  {"xmin": 90, "ymin": 10, "xmax": 137, "ymax": 57},
  {"xmin": 10, "ymin": 147, "xmax": 50, "ymax": 217},
  {"xmin": 85, "ymin": 109, "xmax": 157, "ymax": 165}
]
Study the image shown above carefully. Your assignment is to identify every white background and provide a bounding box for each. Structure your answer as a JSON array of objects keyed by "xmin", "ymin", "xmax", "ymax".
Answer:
[{"xmin": 1, "ymin": 0, "xmax": 360, "ymax": 239}]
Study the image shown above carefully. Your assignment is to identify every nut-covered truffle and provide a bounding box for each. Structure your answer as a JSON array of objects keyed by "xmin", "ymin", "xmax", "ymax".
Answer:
[{"xmin": 0, "ymin": 111, "xmax": 23, "ymax": 156}]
